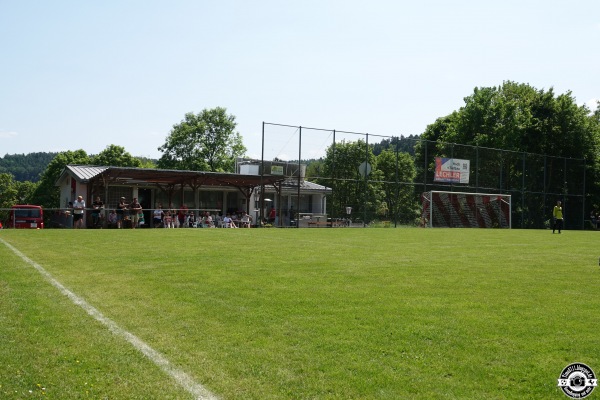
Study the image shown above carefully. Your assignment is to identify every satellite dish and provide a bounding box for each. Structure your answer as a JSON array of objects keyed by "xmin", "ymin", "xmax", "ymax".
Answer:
[{"xmin": 358, "ymin": 161, "xmax": 372, "ymax": 178}]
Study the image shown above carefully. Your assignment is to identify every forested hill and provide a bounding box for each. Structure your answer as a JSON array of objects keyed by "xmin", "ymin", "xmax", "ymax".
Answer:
[{"xmin": 0, "ymin": 152, "xmax": 58, "ymax": 182}]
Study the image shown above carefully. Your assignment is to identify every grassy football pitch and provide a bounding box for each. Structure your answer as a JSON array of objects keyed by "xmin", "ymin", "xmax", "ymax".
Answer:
[{"xmin": 1, "ymin": 227, "xmax": 599, "ymax": 399}]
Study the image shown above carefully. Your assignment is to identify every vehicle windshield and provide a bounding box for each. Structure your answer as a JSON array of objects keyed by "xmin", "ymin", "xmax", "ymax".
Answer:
[{"xmin": 14, "ymin": 209, "xmax": 41, "ymax": 218}]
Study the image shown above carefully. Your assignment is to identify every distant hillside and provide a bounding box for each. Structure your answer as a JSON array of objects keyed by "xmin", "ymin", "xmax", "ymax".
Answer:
[
  {"xmin": 0, "ymin": 152, "xmax": 58, "ymax": 182},
  {"xmin": 0, "ymin": 152, "xmax": 158, "ymax": 182}
]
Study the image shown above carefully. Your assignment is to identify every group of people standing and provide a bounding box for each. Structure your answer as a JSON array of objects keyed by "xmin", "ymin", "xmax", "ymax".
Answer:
[
  {"xmin": 70, "ymin": 195, "xmax": 143, "ymax": 229},
  {"xmin": 68, "ymin": 196, "xmax": 257, "ymax": 229},
  {"xmin": 105, "ymin": 196, "xmax": 143, "ymax": 229},
  {"xmin": 69, "ymin": 195, "xmax": 111, "ymax": 229}
]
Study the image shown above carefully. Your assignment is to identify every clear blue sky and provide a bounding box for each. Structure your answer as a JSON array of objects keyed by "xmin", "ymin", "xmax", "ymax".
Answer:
[{"xmin": 1, "ymin": 1, "xmax": 598, "ymax": 160}]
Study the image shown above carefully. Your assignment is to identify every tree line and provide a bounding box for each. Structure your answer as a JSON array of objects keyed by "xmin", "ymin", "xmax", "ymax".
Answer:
[
  {"xmin": 1, "ymin": 82, "xmax": 599, "ymax": 226},
  {"xmin": 0, "ymin": 152, "xmax": 58, "ymax": 182}
]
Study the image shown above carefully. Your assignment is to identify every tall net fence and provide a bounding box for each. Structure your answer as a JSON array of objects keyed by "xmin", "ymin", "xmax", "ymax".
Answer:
[{"xmin": 262, "ymin": 122, "xmax": 588, "ymax": 229}]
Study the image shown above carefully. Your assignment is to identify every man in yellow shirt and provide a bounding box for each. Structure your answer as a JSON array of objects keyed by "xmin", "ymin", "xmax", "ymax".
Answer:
[{"xmin": 553, "ymin": 200, "xmax": 563, "ymax": 234}]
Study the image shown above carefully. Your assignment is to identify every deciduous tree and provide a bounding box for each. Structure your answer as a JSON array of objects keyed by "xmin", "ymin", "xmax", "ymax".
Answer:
[
  {"xmin": 320, "ymin": 140, "xmax": 384, "ymax": 222},
  {"xmin": 91, "ymin": 145, "xmax": 142, "ymax": 167},
  {"xmin": 157, "ymin": 107, "xmax": 246, "ymax": 172},
  {"xmin": 414, "ymin": 81, "xmax": 600, "ymax": 227},
  {"xmin": 29, "ymin": 150, "xmax": 90, "ymax": 208},
  {"xmin": 376, "ymin": 146, "xmax": 418, "ymax": 224}
]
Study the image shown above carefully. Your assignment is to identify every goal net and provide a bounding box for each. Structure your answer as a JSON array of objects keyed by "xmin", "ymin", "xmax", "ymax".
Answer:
[{"xmin": 421, "ymin": 191, "xmax": 511, "ymax": 228}]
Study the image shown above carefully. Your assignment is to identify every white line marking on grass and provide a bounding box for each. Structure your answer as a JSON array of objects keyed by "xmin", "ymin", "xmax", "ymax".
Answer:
[{"xmin": 0, "ymin": 238, "xmax": 219, "ymax": 400}]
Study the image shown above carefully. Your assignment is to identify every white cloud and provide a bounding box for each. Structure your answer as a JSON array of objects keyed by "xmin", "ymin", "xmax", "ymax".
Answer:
[
  {"xmin": 586, "ymin": 98, "xmax": 599, "ymax": 113},
  {"xmin": 0, "ymin": 130, "xmax": 18, "ymax": 139}
]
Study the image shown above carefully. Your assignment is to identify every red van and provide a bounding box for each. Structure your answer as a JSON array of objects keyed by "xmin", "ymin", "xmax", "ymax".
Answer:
[{"xmin": 8, "ymin": 205, "xmax": 44, "ymax": 229}]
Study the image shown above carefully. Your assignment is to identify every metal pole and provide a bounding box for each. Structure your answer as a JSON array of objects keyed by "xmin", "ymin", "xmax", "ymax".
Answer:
[
  {"xmin": 332, "ymin": 129, "xmax": 336, "ymax": 220},
  {"xmin": 104, "ymin": 176, "xmax": 109, "ymax": 228},
  {"xmin": 563, "ymin": 157, "xmax": 567, "ymax": 229},
  {"xmin": 499, "ymin": 150, "xmax": 503, "ymax": 192},
  {"xmin": 423, "ymin": 138, "xmax": 428, "ymax": 193},
  {"xmin": 521, "ymin": 152, "xmax": 525, "ymax": 229},
  {"xmin": 297, "ymin": 126, "xmax": 302, "ymax": 228},
  {"xmin": 394, "ymin": 136, "xmax": 399, "ymax": 228},
  {"xmin": 364, "ymin": 133, "xmax": 369, "ymax": 227},
  {"xmin": 450, "ymin": 143, "xmax": 454, "ymax": 193},
  {"xmin": 475, "ymin": 146, "xmax": 479, "ymax": 192},
  {"xmin": 582, "ymin": 158, "xmax": 586, "ymax": 230},
  {"xmin": 543, "ymin": 155, "xmax": 547, "ymax": 223},
  {"xmin": 260, "ymin": 121, "xmax": 265, "ymax": 227}
]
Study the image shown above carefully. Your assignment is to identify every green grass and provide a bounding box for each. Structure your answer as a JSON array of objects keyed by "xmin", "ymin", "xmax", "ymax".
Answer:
[{"xmin": 1, "ymin": 228, "xmax": 599, "ymax": 399}]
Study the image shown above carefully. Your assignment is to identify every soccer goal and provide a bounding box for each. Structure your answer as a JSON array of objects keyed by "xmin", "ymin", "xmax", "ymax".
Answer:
[{"xmin": 421, "ymin": 191, "xmax": 511, "ymax": 228}]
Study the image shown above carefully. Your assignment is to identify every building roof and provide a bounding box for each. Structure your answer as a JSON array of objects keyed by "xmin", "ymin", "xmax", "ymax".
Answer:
[
  {"xmin": 280, "ymin": 178, "xmax": 332, "ymax": 193},
  {"xmin": 64, "ymin": 165, "xmax": 109, "ymax": 182},
  {"xmin": 58, "ymin": 164, "xmax": 286, "ymax": 189}
]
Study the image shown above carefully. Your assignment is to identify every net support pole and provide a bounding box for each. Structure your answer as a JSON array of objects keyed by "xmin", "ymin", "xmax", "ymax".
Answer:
[
  {"xmin": 297, "ymin": 126, "xmax": 302, "ymax": 228},
  {"xmin": 394, "ymin": 136, "xmax": 399, "ymax": 228},
  {"xmin": 582, "ymin": 158, "xmax": 586, "ymax": 230},
  {"xmin": 364, "ymin": 133, "xmax": 369, "ymax": 227},
  {"xmin": 260, "ymin": 121, "xmax": 265, "ymax": 227},
  {"xmin": 521, "ymin": 152, "xmax": 525, "ymax": 228}
]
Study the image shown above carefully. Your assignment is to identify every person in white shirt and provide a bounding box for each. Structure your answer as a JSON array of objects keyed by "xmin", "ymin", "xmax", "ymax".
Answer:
[
  {"xmin": 203, "ymin": 212, "xmax": 214, "ymax": 228},
  {"xmin": 240, "ymin": 212, "xmax": 251, "ymax": 228},
  {"xmin": 153, "ymin": 205, "xmax": 164, "ymax": 228},
  {"xmin": 223, "ymin": 214, "xmax": 237, "ymax": 228},
  {"xmin": 73, "ymin": 195, "xmax": 86, "ymax": 229}
]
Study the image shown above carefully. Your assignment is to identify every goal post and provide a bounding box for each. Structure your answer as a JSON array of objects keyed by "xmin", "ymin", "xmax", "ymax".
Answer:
[{"xmin": 421, "ymin": 191, "xmax": 511, "ymax": 228}]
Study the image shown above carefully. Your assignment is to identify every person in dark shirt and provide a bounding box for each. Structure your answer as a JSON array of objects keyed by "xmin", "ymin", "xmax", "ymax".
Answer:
[
  {"xmin": 91, "ymin": 196, "xmax": 104, "ymax": 228},
  {"xmin": 117, "ymin": 197, "xmax": 128, "ymax": 229}
]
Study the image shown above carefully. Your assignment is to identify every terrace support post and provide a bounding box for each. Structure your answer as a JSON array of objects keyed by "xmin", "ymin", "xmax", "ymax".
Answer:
[
  {"xmin": 180, "ymin": 185, "xmax": 184, "ymax": 210},
  {"xmin": 103, "ymin": 176, "xmax": 109, "ymax": 227},
  {"xmin": 276, "ymin": 183, "xmax": 282, "ymax": 227}
]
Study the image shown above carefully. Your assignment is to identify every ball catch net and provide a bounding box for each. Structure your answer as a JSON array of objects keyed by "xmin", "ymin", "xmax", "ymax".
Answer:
[{"xmin": 421, "ymin": 191, "xmax": 511, "ymax": 228}]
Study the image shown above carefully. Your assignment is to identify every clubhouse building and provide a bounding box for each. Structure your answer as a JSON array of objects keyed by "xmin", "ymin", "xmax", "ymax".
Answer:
[{"xmin": 55, "ymin": 159, "xmax": 331, "ymax": 227}]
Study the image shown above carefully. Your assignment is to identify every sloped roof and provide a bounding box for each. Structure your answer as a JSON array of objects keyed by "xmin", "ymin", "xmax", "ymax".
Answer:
[
  {"xmin": 58, "ymin": 164, "xmax": 286, "ymax": 189},
  {"xmin": 281, "ymin": 178, "xmax": 332, "ymax": 193},
  {"xmin": 64, "ymin": 165, "xmax": 109, "ymax": 182}
]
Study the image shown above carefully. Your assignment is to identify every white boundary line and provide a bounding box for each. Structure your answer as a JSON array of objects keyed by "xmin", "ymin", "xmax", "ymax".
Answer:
[{"xmin": 0, "ymin": 237, "xmax": 218, "ymax": 400}]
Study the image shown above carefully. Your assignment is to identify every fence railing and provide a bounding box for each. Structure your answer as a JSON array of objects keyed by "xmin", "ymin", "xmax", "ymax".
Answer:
[{"xmin": 262, "ymin": 123, "xmax": 588, "ymax": 229}]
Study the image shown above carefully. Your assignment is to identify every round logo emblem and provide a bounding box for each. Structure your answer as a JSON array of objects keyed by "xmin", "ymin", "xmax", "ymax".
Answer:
[{"xmin": 557, "ymin": 363, "xmax": 597, "ymax": 398}]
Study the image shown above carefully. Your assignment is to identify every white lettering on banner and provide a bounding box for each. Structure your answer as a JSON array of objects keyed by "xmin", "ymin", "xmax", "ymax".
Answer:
[{"xmin": 434, "ymin": 158, "xmax": 470, "ymax": 184}]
